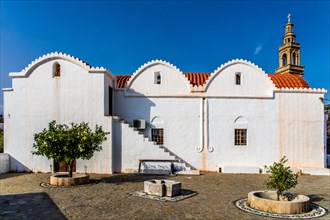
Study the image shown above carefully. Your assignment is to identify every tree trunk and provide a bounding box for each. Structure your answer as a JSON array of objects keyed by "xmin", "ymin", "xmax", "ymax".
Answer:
[
  {"xmin": 277, "ymin": 191, "xmax": 280, "ymax": 201},
  {"xmin": 68, "ymin": 160, "xmax": 74, "ymax": 177}
]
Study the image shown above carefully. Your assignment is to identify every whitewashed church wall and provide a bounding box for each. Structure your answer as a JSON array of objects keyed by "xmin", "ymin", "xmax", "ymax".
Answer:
[
  {"xmin": 113, "ymin": 120, "xmax": 175, "ymax": 173},
  {"xmin": 276, "ymin": 92, "xmax": 325, "ymax": 168},
  {"xmin": 207, "ymin": 98, "xmax": 279, "ymax": 170},
  {"xmin": 206, "ymin": 62, "xmax": 274, "ymax": 97},
  {"xmin": 115, "ymin": 87, "xmax": 326, "ymax": 172},
  {"xmin": 127, "ymin": 63, "xmax": 190, "ymax": 96},
  {"xmin": 104, "ymin": 73, "xmax": 115, "ymax": 116},
  {"xmin": 4, "ymin": 59, "xmax": 113, "ymax": 173},
  {"xmin": 115, "ymin": 91, "xmax": 202, "ymax": 170}
]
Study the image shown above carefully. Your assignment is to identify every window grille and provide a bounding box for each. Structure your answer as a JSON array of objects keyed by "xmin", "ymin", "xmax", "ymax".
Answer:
[
  {"xmin": 152, "ymin": 128, "xmax": 163, "ymax": 145},
  {"xmin": 235, "ymin": 129, "xmax": 247, "ymax": 146}
]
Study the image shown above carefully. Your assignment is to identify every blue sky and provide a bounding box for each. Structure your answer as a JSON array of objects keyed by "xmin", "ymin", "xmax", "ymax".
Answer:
[{"xmin": 0, "ymin": 0, "xmax": 329, "ymax": 112}]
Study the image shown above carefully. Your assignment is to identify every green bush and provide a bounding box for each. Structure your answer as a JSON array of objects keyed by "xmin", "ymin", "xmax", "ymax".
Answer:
[
  {"xmin": 264, "ymin": 156, "xmax": 300, "ymax": 201},
  {"xmin": 33, "ymin": 121, "xmax": 109, "ymax": 177}
]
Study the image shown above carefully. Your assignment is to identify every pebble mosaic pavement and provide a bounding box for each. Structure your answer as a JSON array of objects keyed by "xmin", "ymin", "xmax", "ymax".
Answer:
[{"xmin": 0, "ymin": 172, "xmax": 329, "ymax": 219}]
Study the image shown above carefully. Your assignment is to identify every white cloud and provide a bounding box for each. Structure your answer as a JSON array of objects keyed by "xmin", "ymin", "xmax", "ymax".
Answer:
[{"xmin": 254, "ymin": 44, "xmax": 262, "ymax": 55}]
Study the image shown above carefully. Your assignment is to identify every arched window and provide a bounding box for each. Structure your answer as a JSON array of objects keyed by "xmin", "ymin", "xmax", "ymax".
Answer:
[
  {"xmin": 292, "ymin": 52, "xmax": 296, "ymax": 65},
  {"xmin": 53, "ymin": 62, "xmax": 61, "ymax": 77},
  {"xmin": 282, "ymin": 54, "xmax": 287, "ymax": 66},
  {"xmin": 154, "ymin": 72, "xmax": 161, "ymax": 84},
  {"xmin": 235, "ymin": 73, "xmax": 241, "ymax": 85},
  {"xmin": 234, "ymin": 116, "xmax": 248, "ymax": 146}
]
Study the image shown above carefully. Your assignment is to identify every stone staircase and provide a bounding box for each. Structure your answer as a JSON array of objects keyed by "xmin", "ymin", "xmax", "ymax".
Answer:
[
  {"xmin": 158, "ymin": 145, "xmax": 196, "ymax": 170},
  {"xmin": 116, "ymin": 117, "xmax": 195, "ymax": 171}
]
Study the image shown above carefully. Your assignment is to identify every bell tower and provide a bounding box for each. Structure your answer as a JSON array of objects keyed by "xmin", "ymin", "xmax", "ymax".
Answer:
[{"xmin": 275, "ymin": 14, "xmax": 304, "ymax": 75}]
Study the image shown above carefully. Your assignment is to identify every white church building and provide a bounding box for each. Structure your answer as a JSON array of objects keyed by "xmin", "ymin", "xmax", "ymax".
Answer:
[{"xmin": 2, "ymin": 18, "xmax": 328, "ymax": 175}]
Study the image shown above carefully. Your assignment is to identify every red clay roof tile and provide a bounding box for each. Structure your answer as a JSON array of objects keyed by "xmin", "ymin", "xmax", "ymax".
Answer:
[
  {"xmin": 184, "ymin": 72, "xmax": 211, "ymax": 86},
  {"xmin": 116, "ymin": 75, "xmax": 131, "ymax": 88},
  {"xmin": 268, "ymin": 74, "xmax": 310, "ymax": 89}
]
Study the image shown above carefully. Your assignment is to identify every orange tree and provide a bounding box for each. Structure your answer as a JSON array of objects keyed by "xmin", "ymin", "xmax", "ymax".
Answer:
[{"xmin": 33, "ymin": 121, "xmax": 109, "ymax": 177}]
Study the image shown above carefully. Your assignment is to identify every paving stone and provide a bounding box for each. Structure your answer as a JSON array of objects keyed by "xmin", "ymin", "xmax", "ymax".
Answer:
[{"xmin": 0, "ymin": 172, "xmax": 329, "ymax": 219}]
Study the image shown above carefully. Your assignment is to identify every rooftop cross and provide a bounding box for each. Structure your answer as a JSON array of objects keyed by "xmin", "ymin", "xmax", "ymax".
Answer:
[{"xmin": 287, "ymin": 13, "xmax": 291, "ymax": 22}]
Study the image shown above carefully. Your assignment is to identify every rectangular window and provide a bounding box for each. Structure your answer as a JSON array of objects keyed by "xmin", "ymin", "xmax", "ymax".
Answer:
[
  {"xmin": 152, "ymin": 128, "xmax": 163, "ymax": 145},
  {"xmin": 154, "ymin": 72, "xmax": 161, "ymax": 84},
  {"xmin": 235, "ymin": 73, "xmax": 241, "ymax": 85},
  {"xmin": 235, "ymin": 129, "xmax": 247, "ymax": 146}
]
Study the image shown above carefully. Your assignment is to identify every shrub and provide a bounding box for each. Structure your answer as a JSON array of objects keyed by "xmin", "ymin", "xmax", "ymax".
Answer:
[{"xmin": 264, "ymin": 156, "xmax": 300, "ymax": 201}]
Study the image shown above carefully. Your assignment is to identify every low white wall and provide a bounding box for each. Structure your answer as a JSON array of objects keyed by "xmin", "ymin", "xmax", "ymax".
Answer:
[{"xmin": 0, "ymin": 153, "xmax": 10, "ymax": 174}]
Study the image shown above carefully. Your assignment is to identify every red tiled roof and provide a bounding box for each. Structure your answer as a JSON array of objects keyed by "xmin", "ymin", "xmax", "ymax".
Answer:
[
  {"xmin": 116, "ymin": 75, "xmax": 131, "ymax": 88},
  {"xmin": 184, "ymin": 72, "xmax": 211, "ymax": 86},
  {"xmin": 268, "ymin": 74, "xmax": 310, "ymax": 89},
  {"xmin": 116, "ymin": 73, "xmax": 310, "ymax": 89}
]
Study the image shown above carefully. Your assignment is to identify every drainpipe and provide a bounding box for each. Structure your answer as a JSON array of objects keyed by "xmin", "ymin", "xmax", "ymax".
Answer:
[
  {"xmin": 196, "ymin": 98, "xmax": 204, "ymax": 153},
  {"xmin": 197, "ymin": 97, "xmax": 211, "ymax": 170}
]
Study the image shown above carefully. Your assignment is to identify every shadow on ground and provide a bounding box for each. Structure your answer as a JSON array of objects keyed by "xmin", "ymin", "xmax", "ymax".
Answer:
[
  {"xmin": 307, "ymin": 194, "xmax": 327, "ymax": 202},
  {"xmin": 0, "ymin": 172, "xmax": 31, "ymax": 181},
  {"xmin": 0, "ymin": 192, "xmax": 67, "ymax": 219}
]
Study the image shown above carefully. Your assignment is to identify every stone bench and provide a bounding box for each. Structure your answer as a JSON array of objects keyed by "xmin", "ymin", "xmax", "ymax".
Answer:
[{"xmin": 138, "ymin": 159, "xmax": 179, "ymax": 174}]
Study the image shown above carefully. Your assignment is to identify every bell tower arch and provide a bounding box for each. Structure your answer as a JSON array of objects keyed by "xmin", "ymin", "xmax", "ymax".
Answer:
[{"xmin": 275, "ymin": 14, "xmax": 304, "ymax": 75}]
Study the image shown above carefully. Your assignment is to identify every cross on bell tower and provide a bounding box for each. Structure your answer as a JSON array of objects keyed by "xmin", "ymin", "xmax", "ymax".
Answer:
[{"xmin": 275, "ymin": 14, "xmax": 304, "ymax": 75}]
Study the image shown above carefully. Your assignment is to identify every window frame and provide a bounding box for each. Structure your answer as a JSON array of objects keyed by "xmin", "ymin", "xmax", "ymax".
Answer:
[
  {"xmin": 234, "ymin": 129, "xmax": 247, "ymax": 146},
  {"xmin": 53, "ymin": 62, "xmax": 61, "ymax": 77},
  {"xmin": 235, "ymin": 72, "xmax": 241, "ymax": 85},
  {"xmin": 154, "ymin": 72, "xmax": 161, "ymax": 85},
  {"xmin": 151, "ymin": 128, "xmax": 164, "ymax": 145}
]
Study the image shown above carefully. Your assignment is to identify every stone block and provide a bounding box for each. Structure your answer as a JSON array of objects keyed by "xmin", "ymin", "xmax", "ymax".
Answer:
[
  {"xmin": 164, "ymin": 180, "xmax": 181, "ymax": 197},
  {"xmin": 144, "ymin": 180, "xmax": 166, "ymax": 196},
  {"xmin": 144, "ymin": 179, "xmax": 182, "ymax": 197}
]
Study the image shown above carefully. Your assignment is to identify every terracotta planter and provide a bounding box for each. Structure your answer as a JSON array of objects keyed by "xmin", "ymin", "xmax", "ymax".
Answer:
[
  {"xmin": 50, "ymin": 173, "xmax": 90, "ymax": 186},
  {"xmin": 248, "ymin": 190, "xmax": 310, "ymax": 214}
]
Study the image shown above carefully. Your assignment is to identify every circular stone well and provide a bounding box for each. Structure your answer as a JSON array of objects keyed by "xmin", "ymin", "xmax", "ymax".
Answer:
[
  {"xmin": 248, "ymin": 190, "xmax": 310, "ymax": 214},
  {"xmin": 50, "ymin": 173, "xmax": 90, "ymax": 186}
]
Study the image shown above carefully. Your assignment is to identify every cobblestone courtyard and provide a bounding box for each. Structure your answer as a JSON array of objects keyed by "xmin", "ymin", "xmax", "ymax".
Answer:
[{"xmin": 0, "ymin": 172, "xmax": 329, "ymax": 219}]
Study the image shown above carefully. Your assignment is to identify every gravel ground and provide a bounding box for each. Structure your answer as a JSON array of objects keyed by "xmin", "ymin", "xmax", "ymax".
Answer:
[{"xmin": 0, "ymin": 172, "xmax": 329, "ymax": 219}]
